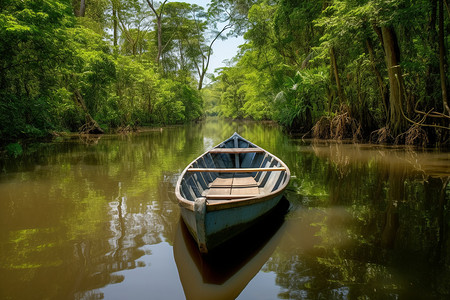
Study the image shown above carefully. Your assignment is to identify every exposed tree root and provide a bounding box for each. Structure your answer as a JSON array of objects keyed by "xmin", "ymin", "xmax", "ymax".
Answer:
[
  {"xmin": 312, "ymin": 105, "xmax": 363, "ymax": 141},
  {"xmin": 370, "ymin": 126, "xmax": 395, "ymax": 144},
  {"xmin": 330, "ymin": 111, "xmax": 362, "ymax": 141},
  {"xmin": 312, "ymin": 116, "xmax": 331, "ymax": 139},
  {"xmin": 73, "ymin": 89, "xmax": 104, "ymax": 135},
  {"xmin": 371, "ymin": 125, "xmax": 430, "ymax": 146},
  {"xmin": 395, "ymin": 124, "xmax": 429, "ymax": 146},
  {"xmin": 79, "ymin": 119, "xmax": 104, "ymax": 134}
]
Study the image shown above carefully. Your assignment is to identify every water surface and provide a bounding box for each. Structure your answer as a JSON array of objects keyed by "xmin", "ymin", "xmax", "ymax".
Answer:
[{"xmin": 0, "ymin": 118, "xmax": 449, "ymax": 299}]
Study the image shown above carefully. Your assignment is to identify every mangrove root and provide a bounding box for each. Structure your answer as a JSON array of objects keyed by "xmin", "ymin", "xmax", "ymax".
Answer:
[
  {"xmin": 370, "ymin": 127, "xmax": 394, "ymax": 144},
  {"xmin": 395, "ymin": 124, "xmax": 429, "ymax": 146},
  {"xmin": 312, "ymin": 106, "xmax": 363, "ymax": 141},
  {"xmin": 312, "ymin": 116, "xmax": 331, "ymax": 139},
  {"xmin": 79, "ymin": 120, "xmax": 104, "ymax": 134}
]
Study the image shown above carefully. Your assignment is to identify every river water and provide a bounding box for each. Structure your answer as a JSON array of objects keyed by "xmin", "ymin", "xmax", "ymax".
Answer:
[{"xmin": 0, "ymin": 118, "xmax": 449, "ymax": 300}]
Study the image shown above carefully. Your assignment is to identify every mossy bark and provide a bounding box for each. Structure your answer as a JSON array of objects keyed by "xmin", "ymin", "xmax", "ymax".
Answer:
[{"xmin": 381, "ymin": 26, "xmax": 407, "ymax": 136}]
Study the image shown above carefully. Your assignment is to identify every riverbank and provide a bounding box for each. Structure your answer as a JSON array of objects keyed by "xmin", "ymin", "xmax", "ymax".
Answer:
[{"xmin": 2, "ymin": 118, "xmax": 449, "ymax": 159}]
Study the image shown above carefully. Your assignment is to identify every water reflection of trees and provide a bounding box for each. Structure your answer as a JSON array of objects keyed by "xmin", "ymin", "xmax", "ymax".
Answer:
[
  {"xmin": 69, "ymin": 129, "xmax": 207, "ymax": 299},
  {"xmin": 0, "ymin": 126, "xmax": 205, "ymax": 299},
  {"xmin": 271, "ymin": 141, "xmax": 450, "ymax": 299}
]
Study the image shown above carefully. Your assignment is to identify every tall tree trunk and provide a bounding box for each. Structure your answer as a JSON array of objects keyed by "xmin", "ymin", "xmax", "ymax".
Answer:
[
  {"xmin": 145, "ymin": 0, "xmax": 169, "ymax": 66},
  {"xmin": 381, "ymin": 26, "xmax": 406, "ymax": 135},
  {"xmin": 425, "ymin": 0, "xmax": 439, "ymax": 105},
  {"xmin": 198, "ymin": 73, "xmax": 205, "ymax": 90},
  {"xmin": 113, "ymin": 6, "xmax": 118, "ymax": 47},
  {"xmin": 330, "ymin": 46, "xmax": 344, "ymax": 105},
  {"xmin": 366, "ymin": 38, "xmax": 389, "ymax": 120},
  {"xmin": 156, "ymin": 16, "xmax": 162, "ymax": 63},
  {"xmin": 73, "ymin": 0, "xmax": 86, "ymax": 17},
  {"xmin": 79, "ymin": 0, "xmax": 86, "ymax": 17},
  {"xmin": 192, "ymin": 18, "xmax": 231, "ymax": 90},
  {"xmin": 439, "ymin": 0, "xmax": 450, "ymax": 114}
]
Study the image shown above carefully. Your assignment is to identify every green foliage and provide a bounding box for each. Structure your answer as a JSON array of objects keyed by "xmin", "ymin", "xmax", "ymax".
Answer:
[
  {"xmin": 5, "ymin": 143, "xmax": 23, "ymax": 158},
  {"xmin": 217, "ymin": 65, "xmax": 246, "ymax": 119},
  {"xmin": 0, "ymin": 0, "xmax": 206, "ymax": 146},
  {"xmin": 176, "ymin": 82, "xmax": 203, "ymax": 121},
  {"xmin": 215, "ymin": 0, "xmax": 449, "ymax": 143},
  {"xmin": 208, "ymin": 0, "xmax": 252, "ymax": 36},
  {"xmin": 0, "ymin": 0, "xmax": 74, "ymax": 141},
  {"xmin": 1, "ymin": 0, "xmax": 448, "ymax": 145},
  {"xmin": 160, "ymin": 2, "xmax": 206, "ymax": 75},
  {"xmin": 273, "ymin": 67, "xmax": 329, "ymax": 128}
]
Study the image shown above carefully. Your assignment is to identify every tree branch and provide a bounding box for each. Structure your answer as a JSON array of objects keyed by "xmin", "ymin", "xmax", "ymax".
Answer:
[{"xmin": 395, "ymin": 74, "xmax": 450, "ymax": 130}]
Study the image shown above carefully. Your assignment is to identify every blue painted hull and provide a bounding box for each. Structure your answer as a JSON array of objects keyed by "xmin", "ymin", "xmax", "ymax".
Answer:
[{"xmin": 180, "ymin": 194, "xmax": 283, "ymax": 253}]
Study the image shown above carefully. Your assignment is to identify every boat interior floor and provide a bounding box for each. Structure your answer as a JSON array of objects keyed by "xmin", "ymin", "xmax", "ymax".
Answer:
[{"xmin": 205, "ymin": 174, "xmax": 260, "ymax": 203}]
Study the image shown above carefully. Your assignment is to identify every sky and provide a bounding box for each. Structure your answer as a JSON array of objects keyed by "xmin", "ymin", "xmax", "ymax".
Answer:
[{"xmin": 182, "ymin": 0, "xmax": 245, "ymax": 78}]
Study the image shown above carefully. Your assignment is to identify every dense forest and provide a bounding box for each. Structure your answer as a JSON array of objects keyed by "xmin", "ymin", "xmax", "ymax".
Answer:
[
  {"xmin": 206, "ymin": 0, "xmax": 450, "ymax": 146},
  {"xmin": 1, "ymin": 0, "xmax": 449, "ymax": 151},
  {"xmin": 0, "ymin": 0, "xmax": 222, "ymax": 144}
]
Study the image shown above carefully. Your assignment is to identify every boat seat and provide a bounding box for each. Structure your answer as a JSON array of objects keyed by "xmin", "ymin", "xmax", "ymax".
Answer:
[
  {"xmin": 208, "ymin": 148, "xmax": 265, "ymax": 153},
  {"xmin": 205, "ymin": 175, "xmax": 260, "ymax": 200},
  {"xmin": 187, "ymin": 167, "xmax": 286, "ymax": 173}
]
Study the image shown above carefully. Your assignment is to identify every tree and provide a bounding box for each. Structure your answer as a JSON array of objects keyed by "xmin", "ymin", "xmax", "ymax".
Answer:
[
  {"xmin": 117, "ymin": 0, "xmax": 152, "ymax": 57},
  {"xmin": 145, "ymin": 0, "xmax": 169, "ymax": 65},
  {"xmin": 380, "ymin": 25, "xmax": 407, "ymax": 135},
  {"xmin": 111, "ymin": 0, "xmax": 119, "ymax": 47},
  {"xmin": 72, "ymin": 0, "xmax": 86, "ymax": 17},
  {"xmin": 438, "ymin": 0, "xmax": 449, "ymax": 114},
  {"xmin": 0, "ymin": 0, "xmax": 75, "ymax": 140},
  {"xmin": 192, "ymin": 0, "xmax": 253, "ymax": 90},
  {"xmin": 159, "ymin": 2, "xmax": 205, "ymax": 75}
]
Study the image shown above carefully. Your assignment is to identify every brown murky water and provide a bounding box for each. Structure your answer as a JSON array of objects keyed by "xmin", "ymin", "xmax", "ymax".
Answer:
[{"xmin": 0, "ymin": 118, "xmax": 449, "ymax": 299}]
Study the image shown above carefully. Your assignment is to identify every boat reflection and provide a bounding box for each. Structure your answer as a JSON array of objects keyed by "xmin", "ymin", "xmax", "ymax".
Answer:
[{"xmin": 173, "ymin": 198, "xmax": 289, "ymax": 300}]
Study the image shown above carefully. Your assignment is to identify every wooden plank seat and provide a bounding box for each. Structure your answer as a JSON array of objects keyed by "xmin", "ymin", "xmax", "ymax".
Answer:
[
  {"xmin": 205, "ymin": 175, "xmax": 260, "ymax": 200},
  {"xmin": 208, "ymin": 148, "xmax": 265, "ymax": 153},
  {"xmin": 206, "ymin": 194, "xmax": 257, "ymax": 199},
  {"xmin": 207, "ymin": 177, "xmax": 233, "ymax": 196},
  {"xmin": 187, "ymin": 167, "xmax": 286, "ymax": 173}
]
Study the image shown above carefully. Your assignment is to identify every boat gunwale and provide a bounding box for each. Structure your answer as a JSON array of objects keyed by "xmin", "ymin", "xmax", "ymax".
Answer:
[{"xmin": 175, "ymin": 133, "xmax": 291, "ymax": 212}]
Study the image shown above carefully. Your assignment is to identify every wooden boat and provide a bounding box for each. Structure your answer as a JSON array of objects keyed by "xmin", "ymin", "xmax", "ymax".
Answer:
[{"xmin": 175, "ymin": 132, "xmax": 290, "ymax": 253}]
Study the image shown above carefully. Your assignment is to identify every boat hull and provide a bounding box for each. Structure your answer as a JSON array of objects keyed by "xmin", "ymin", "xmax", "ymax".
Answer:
[{"xmin": 180, "ymin": 194, "xmax": 283, "ymax": 253}]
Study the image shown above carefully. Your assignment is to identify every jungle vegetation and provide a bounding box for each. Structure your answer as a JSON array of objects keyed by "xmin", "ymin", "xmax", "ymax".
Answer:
[
  {"xmin": 206, "ymin": 0, "xmax": 450, "ymax": 146},
  {"xmin": 1, "ymin": 0, "xmax": 449, "ymax": 148},
  {"xmin": 0, "ymin": 0, "xmax": 237, "ymax": 143}
]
